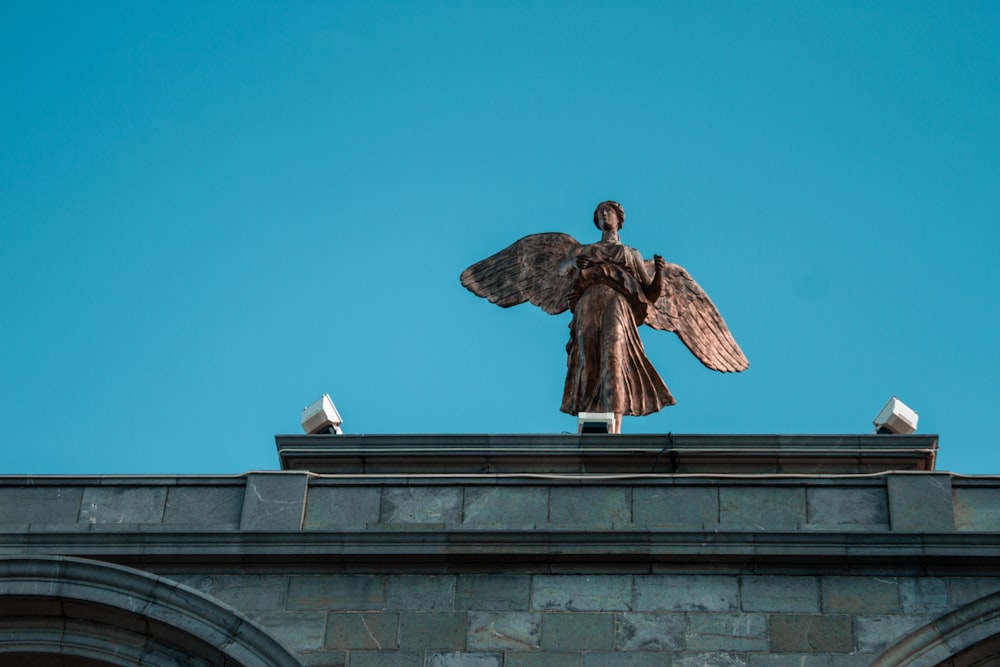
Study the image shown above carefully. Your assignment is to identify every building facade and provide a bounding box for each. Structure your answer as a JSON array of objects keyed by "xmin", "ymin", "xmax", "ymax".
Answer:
[{"xmin": 3, "ymin": 433, "xmax": 1000, "ymax": 666}]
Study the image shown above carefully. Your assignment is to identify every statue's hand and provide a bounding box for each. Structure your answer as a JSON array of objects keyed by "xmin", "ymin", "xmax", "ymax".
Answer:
[
  {"xmin": 653, "ymin": 254, "xmax": 666, "ymax": 273},
  {"xmin": 577, "ymin": 255, "xmax": 594, "ymax": 270}
]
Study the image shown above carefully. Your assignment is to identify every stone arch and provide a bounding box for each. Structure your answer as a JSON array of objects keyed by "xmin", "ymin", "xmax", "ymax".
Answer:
[
  {"xmin": 873, "ymin": 591, "xmax": 1000, "ymax": 667},
  {"xmin": 0, "ymin": 556, "xmax": 302, "ymax": 667}
]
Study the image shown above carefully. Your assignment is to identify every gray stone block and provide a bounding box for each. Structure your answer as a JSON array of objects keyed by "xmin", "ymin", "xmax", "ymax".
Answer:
[
  {"xmin": 769, "ymin": 615, "xmax": 853, "ymax": 653},
  {"xmin": 241, "ymin": 473, "xmax": 308, "ymax": 530},
  {"xmin": 325, "ymin": 613, "xmax": 398, "ymax": 650},
  {"xmin": 633, "ymin": 486, "xmax": 719, "ymax": 527},
  {"xmin": 635, "ymin": 575, "xmax": 738, "ymax": 612},
  {"xmin": 748, "ymin": 656, "xmax": 831, "ymax": 667},
  {"xmin": 456, "ymin": 575, "xmax": 530, "ymax": 611},
  {"xmin": 719, "ymin": 487, "xmax": 805, "ymax": 528},
  {"xmin": 532, "ymin": 575, "xmax": 632, "ymax": 611},
  {"xmin": 0, "ymin": 487, "xmax": 83, "ymax": 524},
  {"xmin": 541, "ymin": 612, "xmax": 613, "ymax": 650},
  {"xmin": 948, "ymin": 577, "xmax": 1000, "ymax": 606},
  {"xmin": 741, "ymin": 576, "xmax": 819, "ymax": 612},
  {"xmin": 462, "ymin": 487, "xmax": 548, "ymax": 526},
  {"xmin": 887, "ymin": 474, "xmax": 954, "ymax": 532},
  {"xmin": 855, "ymin": 614, "xmax": 931, "ymax": 654},
  {"xmin": 686, "ymin": 613, "xmax": 767, "ymax": 652},
  {"xmin": 467, "ymin": 612, "xmax": 541, "ymax": 651},
  {"xmin": 821, "ymin": 576, "xmax": 899, "ymax": 614},
  {"xmin": 348, "ymin": 651, "xmax": 425, "ymax": 667},
  {"xmin": 830, "ymin": 656, "xmax": 874, "ymax": 667},
  {"xmin": 304, "ymin": 486, "xmax": 381, "ymax": 528},
  {"xmin": 381, "ymin": 487, "xmax": 463, "ymax": 524},
  {"xmin": 79, "ymin": 486, "xmax": 167, "ymax": 525},
  {"xmin": 505, "ymin": 653, "xmax": 580, "ymax": 667},
  {"xmin": 673, "ymin": 654, "xmax": 746, "ymax": 667},
  {"xmin": 427, "ymin": 652, "xmax": 503, "ymax": 667},
  {"xmin": 300, "ymin": 650, "xmax": 347, "ymax": 666},
  {"xmin": 549, "ymin": 487, "xmax": 631, "ymax": 527},
  {"xmin": 287, "ymin": 574, "xmax": 385, "ymax": 611},
  {"xmin": 954, "ymin": 487, "xmax": 1000, "ymax": 531},
  {"xmin": 168, "ymin": 574, "xmax": 288, "ymax": 611},
  {"xmin": 900, "ymin": 578, "xmax": 950, "ymax": 615},
  {"xmin": 163, "ymin": 486, "xmax": 243, "ymax": 526},
  {"xmin": 583, "ymin": 654, "xmax": 672, "ymax": 667},
  {"xmin": 807, "ymin": 487, "xmax": 888, "ymax": 527},
  {"xmin": 245, "ymin": 611, "xmax": 326, "ymax": 651},
  {"xmin": 386, "ymin": 575, "xmax": 456, "ymax": 611},
  {"xmin": 398, "ymin": 612, "xmax": 466, "ymax": 650},
  {"xmin": 615, "ymin": 612, "xmax": 685, "ymax": 651}
]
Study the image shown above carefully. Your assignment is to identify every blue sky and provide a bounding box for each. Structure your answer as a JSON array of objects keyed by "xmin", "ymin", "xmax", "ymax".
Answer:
[{"xmin": 1, "ymin": 2, "xmax": 997, "ymax": 475}]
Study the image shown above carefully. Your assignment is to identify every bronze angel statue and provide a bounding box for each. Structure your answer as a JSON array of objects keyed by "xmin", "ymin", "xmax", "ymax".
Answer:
[{"xmin": 460, "ymin": 200, "xmax": 748, "ymax": 433}]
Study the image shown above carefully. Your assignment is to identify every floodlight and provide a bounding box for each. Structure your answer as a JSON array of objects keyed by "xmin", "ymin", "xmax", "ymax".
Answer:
[
  {"xmin": 873, "ymin": 397, "xmax": 918, "ymax": 435},
  {"xmin": 578, "ymin": 412, "xmax": 615, "ymax": 434},
  {"xmin": 301, "ymin": 394, "xmax": 343, "ymax": 435}
]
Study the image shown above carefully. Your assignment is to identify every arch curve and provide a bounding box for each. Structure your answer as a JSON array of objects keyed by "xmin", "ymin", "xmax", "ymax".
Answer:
[
  {"xmin": 873, "ymin": 590, "xmax": 1000, "ymax": 667},
  {"xmin": 0, "ymin": 556, "xmax": 302, "ymax": 667}
]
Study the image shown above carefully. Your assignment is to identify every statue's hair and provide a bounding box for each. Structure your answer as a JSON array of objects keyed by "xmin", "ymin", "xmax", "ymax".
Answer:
[{"xmin": 593, "ymin": 201, "xmax": 625, "ymax": 230}]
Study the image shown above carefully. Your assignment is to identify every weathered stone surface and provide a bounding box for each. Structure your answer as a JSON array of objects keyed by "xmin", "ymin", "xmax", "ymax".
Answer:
[
  {"xmin": 246, "ymin": 611, "xmax": 326, "ymax": 651},
  {"xmin": 583, "ymin": 653, "xmax": 674, "ymax": 667},
  {"xmin": 426, "ymin": 652, "xmax": 503, "ymax": 667},
  {"xmin": 673, "ymin": 653, "xmax": 747, "ymax": 667},
  {"xmin": 635, "ymin": 575, "xmax": 738, "ymax": 612},
  {"xmin": 300, "ymin": 649, "xmax": 347, "ymax": 666},
  {"xmin": 615, "ymin": 612, "xmax": 685, "ymax": 651},
  {"xmin": 769, "ymin": 614, "xmax": 853, "ymax": 652},
  {"xmin": 348, "ymin": 651, "xmax": 425, "ymax": 667},
  {"xmin": 79, "ymin": 486, "xmax": 168, "ymax": 524},
  {"xmin": 947, "ymin": 577, "xmax": 1000, "ymax": 606},
  {"xmin": 381, "ymin": 487, "xmax": 463, "ymax": 524},
  {"xmin": 855, "ymin": 614, "xmax": 931, "ymax": 654},
  {"xmin": 822, "ymin": 576, "xmax": 899, "ymax": 614},
  {"xmin": 168, "ymin": 574, "xmax": 288, "ymax": 610},
  {"xmin": 462, "ymin": 487, "xmax": 548, "ymax": 526},
  {"xmin": 953, "ymin": 487, "xmax": 1000, "ymax": 531},
  {"xmin": 304, "ymin": 486, "xmax": 381, "ymax": 528},
  {"xmin": 549, "ymin": 487, "xmax": 630, "ymax": 527},
  {"xmin": 532, "ymin": 575, "xmax": 632, "ymax": 611},
  {"xmin": 686, "ymin": 613, "xmax": 767, "ymax": 652},
  {"xmin": 633, "ymin": 486, "xmax": 719, "ymax": 527},
  {"xmin": 387, "ymin": 575, "xmax": 456, "ymax": 611},
  {"xmin": 398, "ymin": 612, "xmax": 466, "ymax": 650},
  {"xmin": 0, "ymin": 487, "xmax": 83, "ymax": 524},
  {"xmin": 748, "ymin": 656, "xmax": 831, "ymax": 667},
  {"xmin": 900, "ymin": 578, "xmax": 950, "ymax": 615},
  {"xmin": 541, "ymin": 612, "xmax": 613, "ymax": 650},
  {"xmin": 163, "ymin": 486, "xmax": 243, "ymax": 526},
  {"xmin": 505, "ymin": 653, "xmax": 579, "ymax": 667},
  {"xmin": 467, "ymin": 612, "xmax": 540, "ymax": 651},
  {"xmin": 456, "ymin": 575, "xmax": 530, "ymax": 611},
  {"xmin": 287, "ymin": 574, "xmax": 385, "ymax": 611},
  {"xmin": 324, "ymin": 613, "xmax": 398, "ymax": 650},
  {"xmin": 807, "ymin": 486, "xmax": 888, "ymax": 527},
  {"xmin": 241, "ymin": 473, "xmax": 308, "ymax": 530},
  {"xmin": 741, "ymin": 576, "xmax": 819, "ymax": 612},
  {"xmin": 720, "ymin": 487, "xmax": 805, "ymax": 527},
  {"xmin": 829, "ymin": 655, "xmax": 875, "ymax": 667},
  {"xmin": 887, "ymin": 474, "xmax": 954, "ymax": 531}
]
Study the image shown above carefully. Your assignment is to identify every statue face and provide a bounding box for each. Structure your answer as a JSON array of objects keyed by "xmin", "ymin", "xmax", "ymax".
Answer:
[{"xmin": 598, "ymin": 205, "xmax": 621, "ymax": 231}]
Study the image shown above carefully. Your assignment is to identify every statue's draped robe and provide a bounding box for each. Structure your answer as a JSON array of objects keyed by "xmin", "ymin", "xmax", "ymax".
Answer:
[{"xmin": 561, "ymin": 241, "xmax": 676, "ymax": 416}]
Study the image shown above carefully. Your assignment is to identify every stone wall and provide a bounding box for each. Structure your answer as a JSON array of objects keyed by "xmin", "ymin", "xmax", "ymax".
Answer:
[{"xmin": 3, "ymin": 434, "xmax": 1000, "ymax": 666}]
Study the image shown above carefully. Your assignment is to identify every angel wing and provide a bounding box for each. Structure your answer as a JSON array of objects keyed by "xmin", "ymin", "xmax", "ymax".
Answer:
[
  {"xmin": 460, "ymin": 233, "xmax": 581, "ymax": 315},
  {"xmin": 644, "ymin": 260, "xmax": 749, "ymax": 373}
]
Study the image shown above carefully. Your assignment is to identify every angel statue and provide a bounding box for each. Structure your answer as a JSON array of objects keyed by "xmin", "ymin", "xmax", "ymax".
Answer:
[{"xmin": 460, "ymin": 200, "xmax": 748, "ymax": 433}]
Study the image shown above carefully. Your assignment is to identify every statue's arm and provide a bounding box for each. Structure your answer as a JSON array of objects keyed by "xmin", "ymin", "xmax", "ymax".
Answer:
[{"xmin": 643, "ymin": 253, "xmax": 666, "ymax": 302}]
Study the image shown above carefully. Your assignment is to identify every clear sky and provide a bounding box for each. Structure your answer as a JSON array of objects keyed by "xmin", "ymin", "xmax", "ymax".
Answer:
[{"xmin": 1, "ymin": 2, "xmax": 997, "ymax": 475}]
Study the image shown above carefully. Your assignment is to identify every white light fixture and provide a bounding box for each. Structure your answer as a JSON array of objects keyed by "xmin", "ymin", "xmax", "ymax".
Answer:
[
  {"xmin": 578, "ymin": 412, "xmax": 615, "ymax": 434},
  {"xmin": 301, "ymin": 394, "xmax": 343, "ymax": 435},
  {"xmin": 873, "ymin": 397, "xmax": 918, "ymax": 435}
]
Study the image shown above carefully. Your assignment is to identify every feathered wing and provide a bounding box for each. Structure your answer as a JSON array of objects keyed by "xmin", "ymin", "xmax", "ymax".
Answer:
[
  {"xmin": 460, "ymin": 233, "xmax": 581, "ymax": 315},
  {"xmin": 644, "ymin": 260, "xmax": 749, "ymax": 372}
]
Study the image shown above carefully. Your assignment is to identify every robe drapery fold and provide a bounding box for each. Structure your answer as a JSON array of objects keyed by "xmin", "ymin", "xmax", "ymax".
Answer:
[{"xmin": 560, "ymin": 242, "xmax": 675, "ymax": 416}]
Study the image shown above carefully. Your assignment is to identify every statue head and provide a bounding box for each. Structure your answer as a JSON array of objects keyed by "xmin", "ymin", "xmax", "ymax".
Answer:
[{"xmin": 593, "ymin": 201, "xmax": 625, "ymax": 231}]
